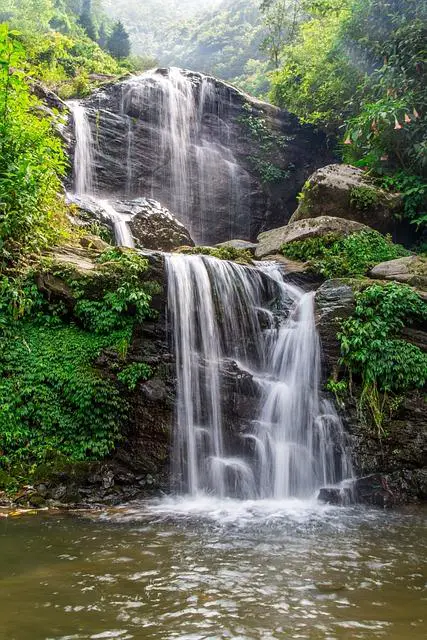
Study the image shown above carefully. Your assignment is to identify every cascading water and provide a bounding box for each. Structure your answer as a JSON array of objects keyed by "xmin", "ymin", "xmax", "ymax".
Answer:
[
  {"xmin": 67, "ymin": 100, "xmax": 134, "ymax": 247},
  {"xmin": 166, "ymin": 254, "xmax": 353, "ymax": 499},
  {"xmin": 68, "ymin": 100, "xmax": 95, "ymax": 195},
  {"xmin": 120, "ymin": 68, "xmax": 251, "ymax": 242}
]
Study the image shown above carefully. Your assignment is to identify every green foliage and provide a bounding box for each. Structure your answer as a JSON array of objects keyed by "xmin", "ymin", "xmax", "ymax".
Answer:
[
  {"xmin": 259, "ymin": 0, "xmax": 304, "ymax": 68},
  {"xmin": 22, "ymin": 30, "xmax": 128, "ymax": 98},
  {"xmin": 341, "ymin": 2, "xmax": 426, "ymax": 177},
  {"xmin": 379, "ymin": 171, "xmax": 427, "ymax": 228},
  {"xmin": 78, "ymin": 0, "xmax": 97, "ymax": 41},
  {"xmin": 117, "ymin": 362, "xmax": 153, "ymax": 390},
  {"xmin": 0, "ymin": 320, "xmax": 128, "ymax": 466},
  {"xmin": 338, "ymin": 282, "xmax": 427, "ymax": 431},
  {"xmin": 270, "ymin": 0, "xmax": 426, "ymax": 235},
  {"xmin": 349, "ymin": 185, "xmax": 379, "ymax": 211},
  {"xmin": 51, "ymin": 248, "xmax": 157, "ymax": 334},
  {"xmin": 105, "ymin": 0, "xmax": 270, "ymax": 95},
  {"xmin": 281, "ymin": 230, "xmax": 409, "ymax": 278},
  {"xmin": 0, "ymin": 248, "xmax": 159, "ymax": 471},
  {"xmin": 177, "ymin": 245, "xmax": 254, "ymax": 264},
  {"xmin": 270, "ymin": 3, "xmax": 356, "ymax": 130},
  {"xmin": 0, "ymin": 25, "xmax": 68, "ymax": 262}
]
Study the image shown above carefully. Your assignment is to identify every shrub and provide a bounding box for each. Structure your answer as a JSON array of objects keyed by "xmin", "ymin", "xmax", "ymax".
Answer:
[
  {"xmin": 0, "ymin": 25, "xmax": 68, "ymax": 262},
  {"xmin": 338, "ymin": 282, "xmax": 427, "ymax": 431},
  {"xmin": 281, "ymin": 230, "xmax": 409, "ymax": 278},
  {"xmin": 118, "ymin": 362, "xmax": 153, "ymax": 390},
  {"xmin": 0, "ymin": 321, "xmax": 128, "ymax": 466}
]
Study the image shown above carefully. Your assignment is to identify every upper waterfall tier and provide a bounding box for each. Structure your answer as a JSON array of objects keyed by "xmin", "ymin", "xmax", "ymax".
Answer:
[{"xmin": 68, "ymin": 68, "xmax": 332, "ymax": 244}]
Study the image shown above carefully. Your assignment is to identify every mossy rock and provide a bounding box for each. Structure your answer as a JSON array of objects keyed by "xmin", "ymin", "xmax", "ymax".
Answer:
[
  {"xmin": 290, "ymin": 164, "xmax": 402, "ymax": 234},
  {"xmin": 176, "ymin": 245, "xmax": 254, "ymax": 264}
]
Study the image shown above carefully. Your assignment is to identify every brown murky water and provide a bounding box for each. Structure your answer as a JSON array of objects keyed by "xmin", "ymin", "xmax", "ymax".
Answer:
[{"xmin": 0, "ymin": 498, "xmax": 426, "ymax": 639}]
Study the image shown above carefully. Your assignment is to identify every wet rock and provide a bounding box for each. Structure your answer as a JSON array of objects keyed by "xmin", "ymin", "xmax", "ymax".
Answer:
[
  {"xmin": 67, "ymin": 194, "xmax": 193, "ymax": 251},
  {"xmin": 352, "ymin": 474, "xmax": 396, "ymax": 507},
  {"xmin": 290, "ymin": 164, "xmax": 402, "ymax": 234},
  {"xmin": 35, "ymin": 483, "xmax": 48, "ymax": 498},
  {"xmin": 315, "ymin": 279, "xmax": 355, "ymax": 375},
  {"xmin": 31, "ymin": 81, "xmax": 68, "ymax": 112},
  {"xmin": 121, "ymin": 198, "xmax": 194, "ymax": 251},
  {"xmin": 140, "ymin": 378, "xmax": 168, "ymax": 402},
  {"xmin": 51, "ymin": 485, "xmax": 67, "ymax": 501},
  {"xmin": 255, "ymin": 216, "xmax": 368, "ymax": 259},
  {"xmin": 102, "ymin": 470, "xmax": 115, "ymax": 489},
  {"xmin": 317, "ymin": 487, "xmax": 352, "ymax": 505}
]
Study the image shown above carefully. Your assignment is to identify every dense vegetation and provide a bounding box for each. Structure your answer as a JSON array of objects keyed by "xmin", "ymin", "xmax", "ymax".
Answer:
[
  {"xmin": 338, "ymin": 282, "xmax": 427, "ymax": 432},
  {"xmin": 0, "ymin": 4, "xmax": 155, "ymax": 487},
  {"xmin": 0, "ymin": 248, "xmax": 156, "ymax": 486},
  {"xmin": 269, "ymin": 0, "xmax": 426, "ymax": 231},
  {"xmin": 281, "ymin": 230, "xmax": 409, "ymax": 278}
]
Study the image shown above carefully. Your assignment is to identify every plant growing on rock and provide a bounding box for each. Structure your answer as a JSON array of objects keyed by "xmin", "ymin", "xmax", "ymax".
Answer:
[
  {"xmin": 118, "ymin": 362, "xmax": 153, "ymax": 390},
  {"xmin": 281, "ymin": 230, "xmax": 409, "ymax": 278},
  {"xmin": 338, "ymin": 282, "xmax": 427, "ymax": 432},
  {"xmin": 176, "ymin": 245, "xmax": 254, "ymax": 264}
]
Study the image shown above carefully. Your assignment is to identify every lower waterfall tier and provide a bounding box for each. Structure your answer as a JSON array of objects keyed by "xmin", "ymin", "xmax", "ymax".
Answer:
[{"xmin": 166, "ymin": 254, "xmax": 353, "ymax": 498}]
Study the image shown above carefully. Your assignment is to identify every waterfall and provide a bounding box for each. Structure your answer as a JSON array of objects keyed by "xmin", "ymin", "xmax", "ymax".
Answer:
[
  {"xmin": 67, "ymin": 100, "xmax": 134, "ymax": 247},
  {"xmin": 120, "ymin": 68, "xmax": 251, "ymax": 243},
  {"xmin": 166, "ymin": 254, "xmax": 352, "ymax": 499},
  {"xmin": 68, "ymin": 100, "xmax": 95, "ymax": 195}
]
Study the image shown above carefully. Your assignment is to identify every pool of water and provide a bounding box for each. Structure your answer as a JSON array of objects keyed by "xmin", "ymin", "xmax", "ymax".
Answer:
[{"xmin": 0, "ymin": 498, "xmax": 425, "ymax": 639}]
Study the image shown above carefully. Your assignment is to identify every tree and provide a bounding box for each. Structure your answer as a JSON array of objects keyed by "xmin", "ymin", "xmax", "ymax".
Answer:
[
  {"xmin": 259, "ymin": 0, "xmax": 304, "ymax": 67},
  {"xmin": 107, "ymin": 21, "xmax": 130, "ymax": 59},
  {"xmin": 79, "ymin": 0, "xmax": 97, "ymax": 41},
  {"xmin": 97, "ymin": 22, "xmax": 108, "ymax": 50}
]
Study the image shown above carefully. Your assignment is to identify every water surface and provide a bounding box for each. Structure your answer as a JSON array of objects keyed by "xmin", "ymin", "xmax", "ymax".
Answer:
[{"xmin": 1, "ymin": 498, "xmax": 425, "ymax": 639}]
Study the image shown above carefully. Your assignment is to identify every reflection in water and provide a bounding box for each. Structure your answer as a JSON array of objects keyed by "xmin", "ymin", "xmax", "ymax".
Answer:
[{"xmin": 0, "ymin": 501, "xmax": 425, "ymax": 639}]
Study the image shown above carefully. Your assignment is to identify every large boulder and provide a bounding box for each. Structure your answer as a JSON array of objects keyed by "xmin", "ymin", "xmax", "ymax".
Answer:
[
  {"xmin": 255, "ymin": 216, "xmax": 368, "ymax": 259},
  {"xmin": 289, "ymin": 164, "xmax": 402, "ymax": 233},
  {"xmin": 67, "ymin": 194, "xmax": 194, "ymax": 251},
  {"xmin": 119, "ymin": 198, "xmax": 194, "ymax": 251},
  {"xmin": 68, "ymin": 68, "xmax": 333, "ymax": 244},
  {"xmin": 370, "ymin": 255, "xmax": 427, "ymax": 291}
]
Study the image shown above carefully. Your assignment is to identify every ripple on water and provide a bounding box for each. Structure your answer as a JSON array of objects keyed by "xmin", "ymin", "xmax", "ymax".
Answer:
[{"xmin": 1, "ymin": 498, "xmax": 426, "ymax": 640}]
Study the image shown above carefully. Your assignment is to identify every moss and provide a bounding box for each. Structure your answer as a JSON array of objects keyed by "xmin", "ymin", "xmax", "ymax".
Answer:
[
  {"xmin": 349, "ymin": 185, "xmax": 380, "ymax": 211},
  {"xmin": 176, "ymin": 245, "xmax": 254, "ymax": 264}
]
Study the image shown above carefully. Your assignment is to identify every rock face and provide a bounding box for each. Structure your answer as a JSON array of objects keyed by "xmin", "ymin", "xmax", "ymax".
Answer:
[
  {"xmin": 255, "ymin": 216, "xmax": 368, "ymax": 258},
  {"xmin": 315, "ymin": 278, "xmax": 427, "ymax": 505},
  {"xmin": 290, "ymin": 164, "xmax": 402, "ymax": 233},
  {"xmin": 69, "ymin": 67, "xmax": 332, "ymax": 244},
  {"xmin": 370, "ymin": 255, "xmax": 427, "ymax": 291}
]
